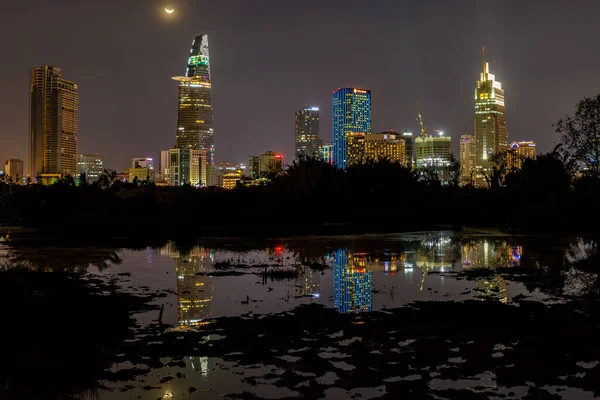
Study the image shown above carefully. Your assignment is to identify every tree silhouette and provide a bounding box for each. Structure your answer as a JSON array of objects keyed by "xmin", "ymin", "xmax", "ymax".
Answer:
[{"xmin": 556, "ymin": 94, "xmax": 600, "ymax": 180}]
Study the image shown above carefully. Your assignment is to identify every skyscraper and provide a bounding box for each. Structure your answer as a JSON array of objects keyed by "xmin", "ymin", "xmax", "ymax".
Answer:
[
  {"xmin": 460, "ymin": 134, "xmax": 476, "ymax": 186},
  {"xmin": 332, "ymin": 88, "xmax": 371, "ymax": 169},
  {"xmin": 30, "ymin": 65, "xmax": 79, "ymax": 179},
  {"xmin": 172, "ymin": 35, "xmax": 215, "ymax": 163},
  {"xmin": 474, "ymin": 48, "xmax": 507, "ymax": 185},
  {"xmin": 295, "ymin": 106, "xmax": 321, "ymax": 158}
]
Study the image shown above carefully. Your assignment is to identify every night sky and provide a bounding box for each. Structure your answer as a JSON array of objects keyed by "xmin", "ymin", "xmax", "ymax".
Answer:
[{"xmin": 2, "ymin": 0, "xmax": 600, "ymax": 174}]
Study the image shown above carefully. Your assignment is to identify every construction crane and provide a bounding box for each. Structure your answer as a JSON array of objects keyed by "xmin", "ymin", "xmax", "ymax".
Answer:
[
  {"xmin": 416, "ymin": 100, "xmax": 428, "ymax": 138},
  {"xmin": 416, "ymin": 100, "xmax": 430, "ymax": 169}
]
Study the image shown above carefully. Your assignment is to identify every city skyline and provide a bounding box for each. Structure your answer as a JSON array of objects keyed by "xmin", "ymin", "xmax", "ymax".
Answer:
[{"xmin": 2, "ymin": 1, "xmax": 600, "ymax": 174}]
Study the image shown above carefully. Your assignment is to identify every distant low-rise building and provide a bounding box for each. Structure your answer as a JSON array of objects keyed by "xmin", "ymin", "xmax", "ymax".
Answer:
[
  {"xmin": 78, "ymin": 154, "xmax": 103, "ymax": 183},
  {"xmin": 132, "ymin": 157, "xmax": 154, "ymax": 169},
  {"xmin": 128, "ymin": 167, "xmax": 154, "ymax": 182},
  {"xmin": 248, "ymin": 151, "xmax": 283, "ymax": 179},
  {"xmin": 207, "ymin": 162, "xmax": 245, "ymax": 187},
  {"xmin": 507, "ymin": 141, "xmax": 536, "ymax": 170},
  {"xmin": 3, "ymin": 159, "xmax": 24, "ymax": 183}
]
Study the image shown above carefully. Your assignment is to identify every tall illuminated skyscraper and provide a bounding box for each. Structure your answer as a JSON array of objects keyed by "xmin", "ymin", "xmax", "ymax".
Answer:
[
  {"xmin": 474, "ymin": 48, "xmax": 507, "ymax": 185},
  {"xmin": 173, "ymin": 35, "xmax": 215, "ymax": 164},
  {"xmin": 332, "ymin": 88, "xmax": 371, "ymax": 169},
  {"xmin": 30, "ymin": 65, "xmax": 78, "ymax": 180},
  {"xmin": 295, "ymin": 106, "xmax": 321, "ymax": 158}
]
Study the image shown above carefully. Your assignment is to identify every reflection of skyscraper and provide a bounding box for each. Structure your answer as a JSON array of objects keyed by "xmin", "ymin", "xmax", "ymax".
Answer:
[
  {"xmin": 172, "ymin": 35, "xmax": 215, "ymax": 163},
  {"xmin": 476, "ymin": 276, "xmax": 508, "ymax": 304},
  {"xmin": 461, "ymin": 240, "xmax": 519, "ymax": 304},
  {"xmin": 295, "ymin": 267, "xmax": 321, "ymax": 297},
  {"xmin": 461, "ymin": 240, "xmax": 520, "ymax": 269},
  {"xmin": 333, "ymin": 250, "xmax": 373, "ymax": 314},
  {"xmin": 166, "ymin": 243, "xmax": 214, "ymax": 327}
]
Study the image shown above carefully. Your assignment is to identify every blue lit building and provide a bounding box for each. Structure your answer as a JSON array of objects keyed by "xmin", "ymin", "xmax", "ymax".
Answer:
[
  {"xmin": 333, "ymin": 249, "xmax": 373, "ymax": 314},
  {"xmin": 332, "ymin": 88, "xmax": 372, "ymax": 169}
]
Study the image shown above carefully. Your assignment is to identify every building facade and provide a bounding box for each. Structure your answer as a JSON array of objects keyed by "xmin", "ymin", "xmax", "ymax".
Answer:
[
  {"xmin": 172, "ymin": 35, "xmax": 215, "ymax": 163},
  {"xmin": 415, "ymin": 135, "xmax": 452, "ymax": 169},
  {"xmin": 295, "ymin": 106, "xmax": 321, "ymax": 158},
  {"xmin": 3, "ymin": 159, "xmax": 24, "ymax": 183},
  {"xmin": 30, "ymin": 65, "xmax": 79, "ymax": 179},
  {"xmin": 167, "ymin": 148, "xmax": 207, "ymax": 186},
  {"xmin": 78, "ymin": 154, "xmax": 103, "ymax": 183},
  {"xmin": 346, "ymin": 132, "xmax": 366, "ymax": 165},
  {"xmin": 474, "ymin": 49, "xmax": 508, "ymax": 185},
  {"xmin": 507, "ymin": 141, "xmax": 536, "ymax": 170},
  {"xmin": 248, "ymin": 151, "xmax": 283, "ymax": 179},
  {"xmin": 319, "ymin": 143, "xmax": 333, "ymax": 164},
  {"xmin": 332, "ymin": 88, "xmax": 371, "ymax": 169},
  {"xmin": 459, "ymin": 134, "xmax": 476, "ymax": 186},
  {"xmin": 366, "ymin": 132, "xmax": 406, "ymax": 165}
]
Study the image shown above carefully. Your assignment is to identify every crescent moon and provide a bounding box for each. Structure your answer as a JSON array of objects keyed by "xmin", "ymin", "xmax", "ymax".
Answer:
[{"xmin": 165, "ymin": 8, "xmax": 174, "ymax": 14}]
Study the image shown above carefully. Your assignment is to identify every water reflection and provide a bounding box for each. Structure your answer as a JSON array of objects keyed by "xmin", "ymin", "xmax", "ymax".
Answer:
[
  {"xmin": 162, "ymin": 244, "xmax": 214, "ymax": 328},
  {"xmin": 333, "ymin": 250, "xmax": 373, "ymax": 313}
]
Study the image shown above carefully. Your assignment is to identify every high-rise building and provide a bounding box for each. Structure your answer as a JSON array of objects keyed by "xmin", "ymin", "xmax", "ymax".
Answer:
[
  {"xmin": 346, "ymin": 132, "xmax": 366, "ymax": 165},
  {"xmin": 30, "ymin": 65, "xmax": 79, "ymax": 179},
  {"xmin": 474, "ymin": 48, "xmax": 508, "ymax": 185},
  {"xmin": 247, "ymin": 151, "xmax": 283, "ymax": 179},
  {"xmin": 167, "ymin": 148, "xmax": 207, "ymax": 186},
  {"xmin": 78, "ymin": 154, "xmax": 103, "ymax": 183},
  {"xmin": 459, "ymin": 134, "xmax": 476, "ymax": 186},
  {"xmin": 346, "ymin": 132, "xmax": 406, "ymax": 166},
  {"xmin": 365, "ymin": 132, "xmax": 406, "ymax": 165},
  {"xmin": 403, "ymin": 131, "xmax": 414, "ymax": 170},
  {"xmin": 295, "ymin": 106, "xmax": 322, "ymax": 158},
  {"xmin": 415, "ymin": 134, "xmax": 452, "ymax": 169},
  {"xmin": 332, "ymin": 88, "xmax": 371, "ymax": 169},
  {"xmin": 172, "ymin": 35, "xmax": 215, "ymax": 163},
  {"xmin": 132, "ymin": 157, "xmax": 154, "ymax": 169},
  {"xmin": 507, "ymin": 141, "xmax": 536, "ymax": 170},
  {"xmin": 319, "ymin": 143, "xmax": 333, "ymax": 164},
  {"xmin": 3, "ymin": 159, "xmax": 24, "ymax": 183}
]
